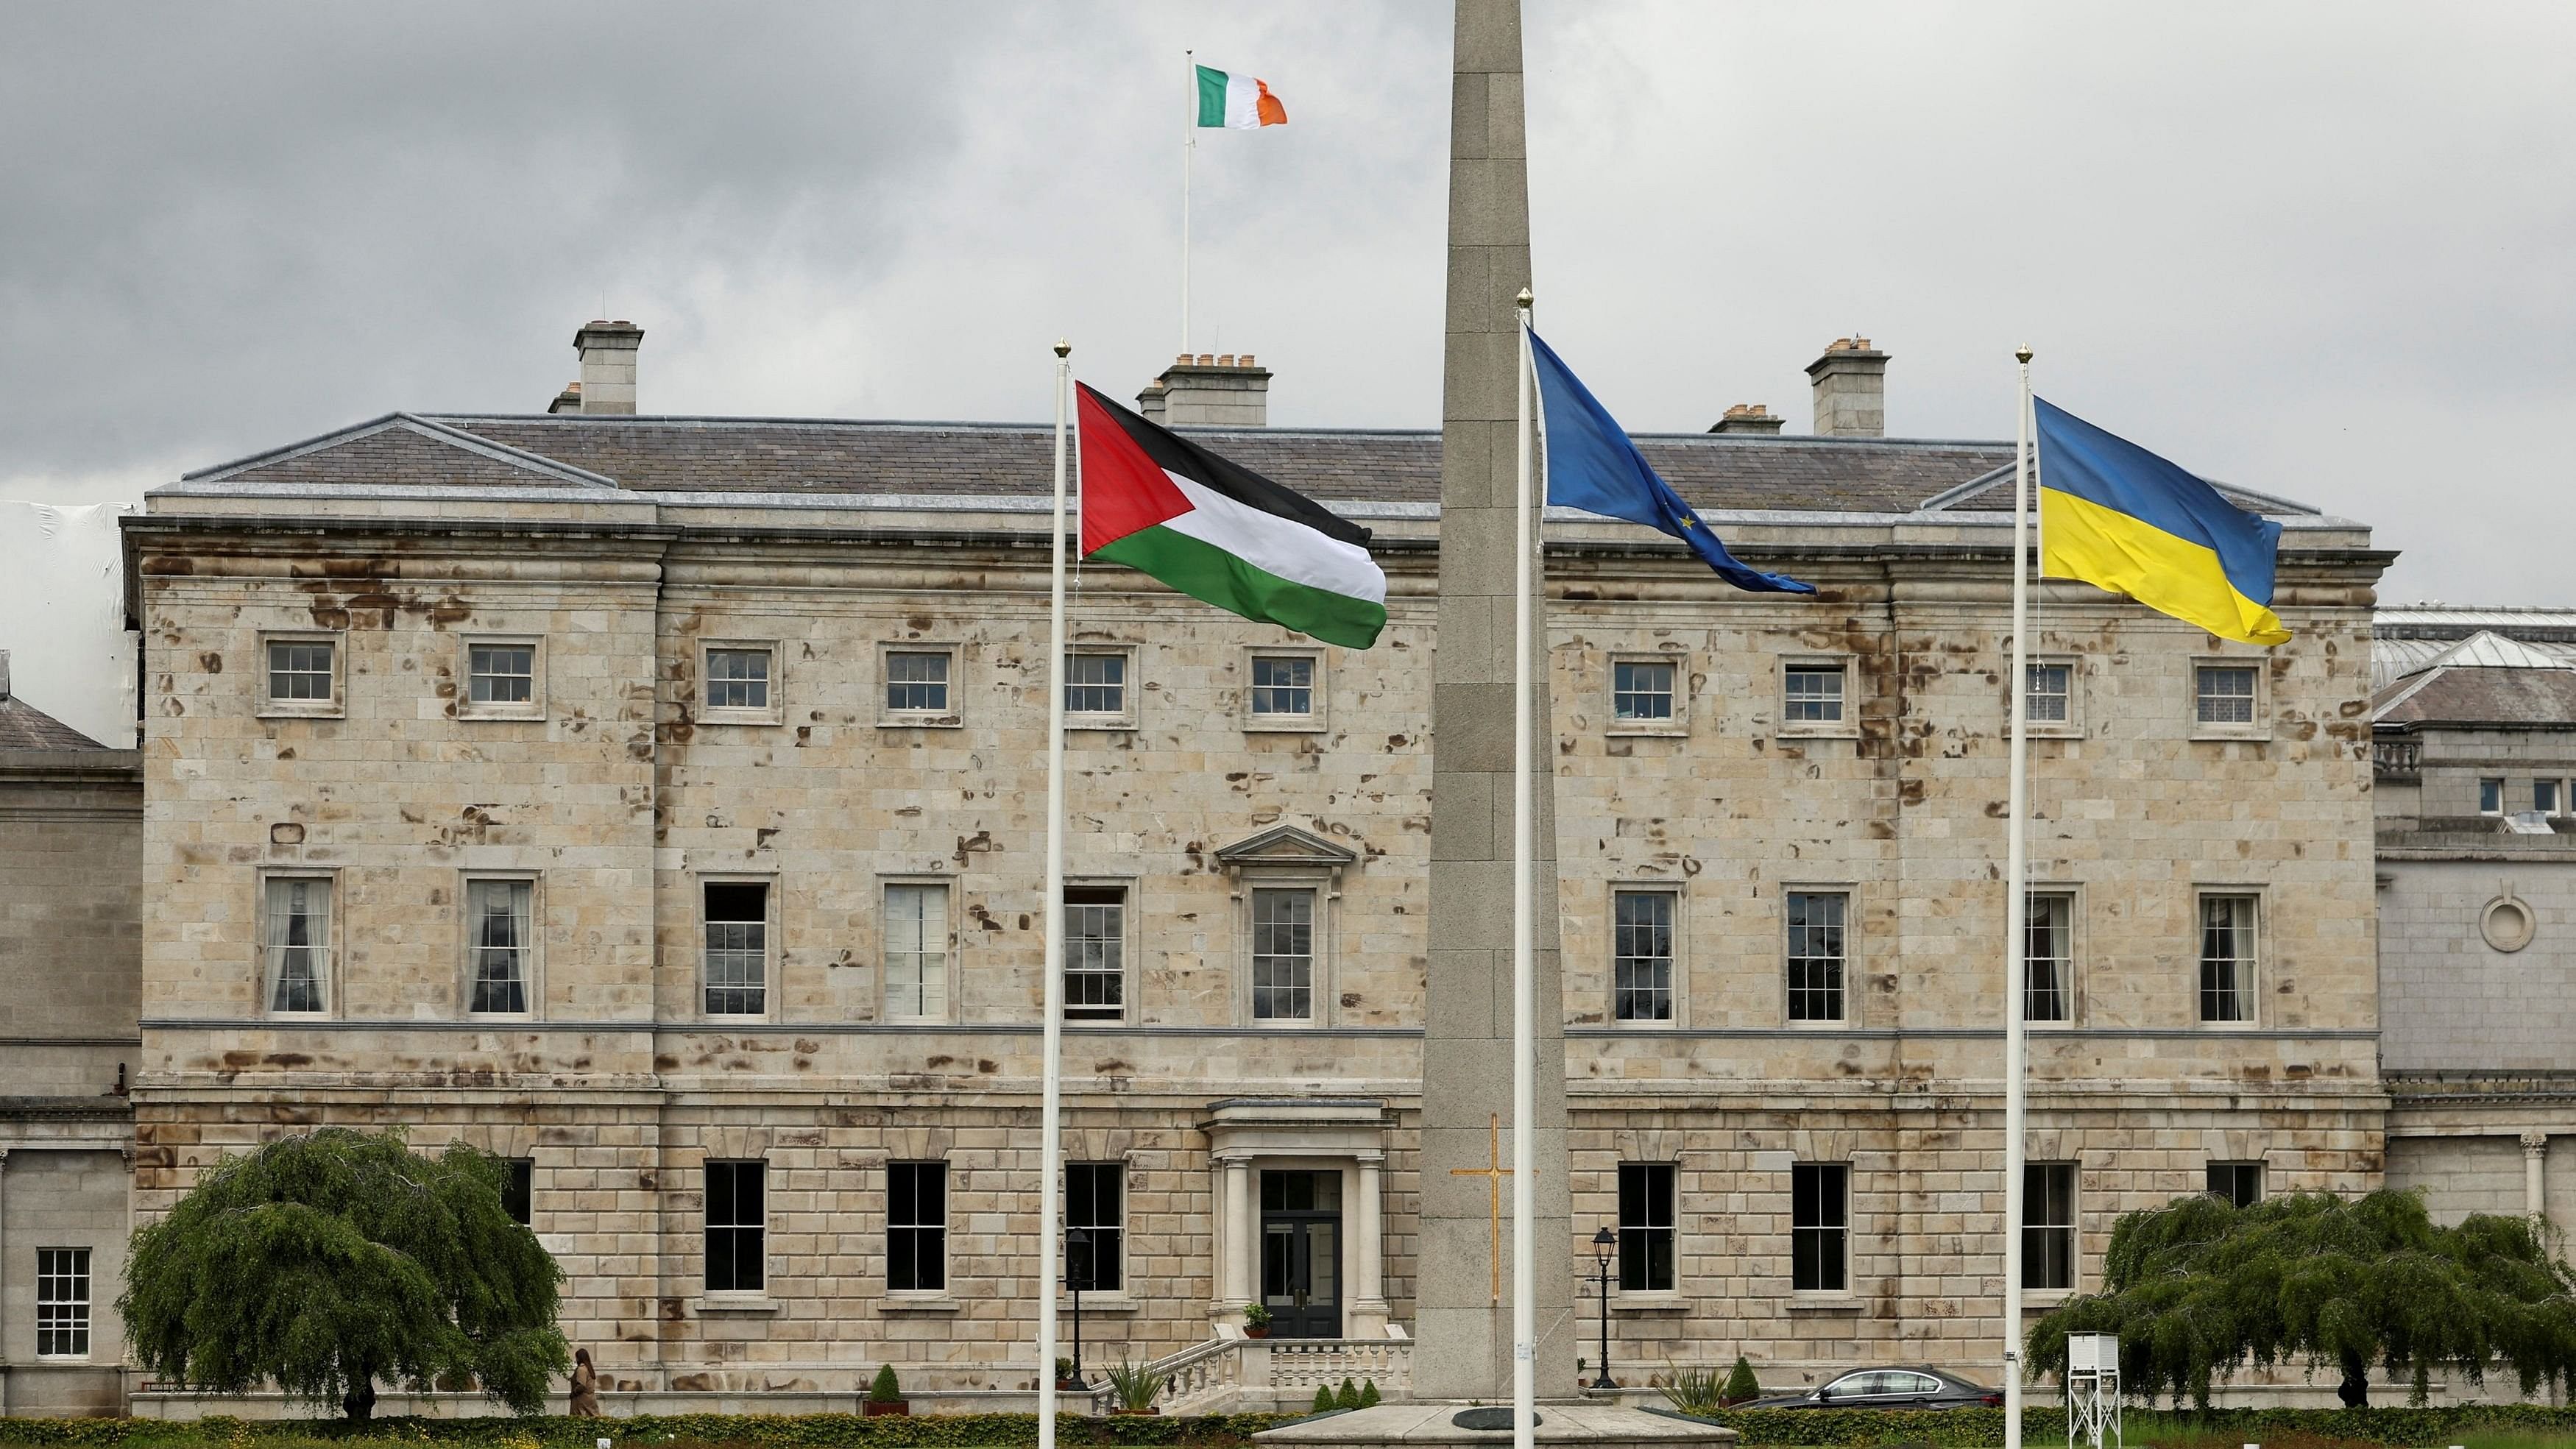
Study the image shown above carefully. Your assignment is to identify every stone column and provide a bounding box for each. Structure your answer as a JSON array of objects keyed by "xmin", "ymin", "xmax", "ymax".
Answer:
[
  {"xmin": 1209, "ymin": 1152, "xmax": 1233, "ymax": 1318},
  {"xmin": 1418, "ymin": 0, "xmax": 1577, "ymax": 1403},
  {"xmin": 2524, "ymin": 1132, "xmax": 2549, "ymax": 1220},
  {"xmin": 0, "ymin": 1147, "xmax": 11, "ymax": 1417},
  {"xmin": 1350, "ymin": 1153, "xmax": 1390, "ymax": 1336},
  {"xmin": 1223, "ymin": 1155, "xmax": 1256, "ymax": 1309}
]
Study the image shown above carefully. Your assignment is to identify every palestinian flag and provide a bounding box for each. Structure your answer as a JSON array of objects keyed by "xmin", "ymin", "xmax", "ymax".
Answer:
[{"xmin": 1075, "ymin": 383, "xmax": 1385, "ymax": 649}]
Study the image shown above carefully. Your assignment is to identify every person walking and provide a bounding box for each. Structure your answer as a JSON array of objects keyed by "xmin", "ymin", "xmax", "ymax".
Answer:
[{"xmin": 569, "ymin": 1347, "xmax": 602, "ymax": 1417}]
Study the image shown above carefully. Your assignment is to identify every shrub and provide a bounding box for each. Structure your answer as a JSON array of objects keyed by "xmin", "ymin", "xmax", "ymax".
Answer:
[
  {"xmin": 1357, "ymin": 1379, "xmax": 1381, "ymax": 1408},
  {"xmin": 1311, "ymin": 1386, "xmax": 1336, "ymax": 1413},
  {"xmin": 1722, "ymin": 1356, "xmax": 1760, "ymax": 1406},
  {"xmin": 1655, "ymin": 1365, "xmax": 1725, "ymax": 1416},
  {"xmin": 1101, "ymin": 1359, "xmax": 1167, "ymax": 1413},
  {"xmin": 868, "ymin": 1366, "xmax": 902, "ymax": 1405}
]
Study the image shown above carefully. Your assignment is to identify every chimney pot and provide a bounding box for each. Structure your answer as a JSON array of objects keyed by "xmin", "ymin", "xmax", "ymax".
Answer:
[
  {"xmin": 569, "ymin": 319, "xmax": 645, "ymax": 415},
  {"xmin": 1709, "ymin": 403, "xmax": 1786, "ymax": 436},
  {"xmin": 0, "ymin": 648, "xmax": 10, "ymax": 700},
  {"xmin": 1217, "ymin": 353, "xmax": 1236, "ymax": 366},
  {"xmin": 1805, "ymin": 336, "xmax": 1889, "ymax": 438},
  {"xmin": 1239, "ymin": 353, "xmax": 1255, "ymax": 366}
]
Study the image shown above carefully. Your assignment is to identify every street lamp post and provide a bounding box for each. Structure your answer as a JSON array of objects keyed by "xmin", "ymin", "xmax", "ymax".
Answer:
[
  {"xmin": 1589, "ymin": 1225, "xmax": 1618, "ymax": 1392},
  {"xmin": 1066, "ymin": 1225, "xmax": 1091, "ymax": 1391}
]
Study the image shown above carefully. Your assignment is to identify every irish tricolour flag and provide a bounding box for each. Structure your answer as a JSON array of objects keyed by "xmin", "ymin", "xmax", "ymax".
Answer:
[
  {"xmin": 1196, "ymin": 65, "xmax": 1287, "ymax": 128},
  {"xmin": 1076, "ymin": 384, "xmax": 1384, "ymax": 649}
]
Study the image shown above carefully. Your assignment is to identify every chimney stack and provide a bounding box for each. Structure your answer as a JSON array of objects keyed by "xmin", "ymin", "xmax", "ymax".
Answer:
[
  {"xmin": 1805, "ymin": 336, "xmax": 1888, "ymax": 438},
  {"xmin": 0, "ymin": 649, "xmax": 10, "ymax": 701},
  {"xmin": 570, "ymin": 319, "xmax": 644, "ymax": 415},
  {"xmin": 1709, "ymin": 403, "xmax": 1786, "ymax": 436},
  {"xmin": 1136, "ymin": 352, "xmax": 1270, "ymax": 428}
]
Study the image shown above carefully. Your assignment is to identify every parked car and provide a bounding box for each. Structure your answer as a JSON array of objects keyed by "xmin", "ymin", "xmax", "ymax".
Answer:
[{"xmin": 1741, "ymin": 1366, "xmax": 2003, "ymax": 1411}]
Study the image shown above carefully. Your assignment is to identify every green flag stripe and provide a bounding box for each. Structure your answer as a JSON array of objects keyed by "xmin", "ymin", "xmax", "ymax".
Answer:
[
  {"xmin": 1195, "ymin": 66, "xmax": 1231, "ymax": 127},
  {"xmin": 1094, "ymin": 523, "xmax": 1386, "ymax": 650}
]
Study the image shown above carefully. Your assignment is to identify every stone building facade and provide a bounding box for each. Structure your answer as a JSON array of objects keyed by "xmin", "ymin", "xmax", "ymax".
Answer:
[
  {"xmin": 58, "ymin": 325, "xmax": 2398, "ymax": 1411},
  {"xmin": 0, "ymin": 656, "xmax": 142, "ymax": 1417},
  {"xmin": 2370, "ymin": 610, "xmax": 2576, "ymax": 1232}
]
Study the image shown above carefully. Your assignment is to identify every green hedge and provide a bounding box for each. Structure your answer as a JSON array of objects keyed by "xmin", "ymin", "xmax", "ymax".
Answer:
[
  {"xmin": 1660, "ymin": 1403, "xmax": 2576, "ymax": 1447},
  {"xmin": 0, "ymin": 1414, "xmax": 1303, "ymax": 1449}
]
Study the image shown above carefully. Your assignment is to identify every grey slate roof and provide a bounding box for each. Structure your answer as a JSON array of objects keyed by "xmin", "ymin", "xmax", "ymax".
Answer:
[
  {"xmin": 2373, "ymin": 631, "xmax": 2576, "ymax": 727},
  {"xmin": 0, "ymin": 694, "xmax": 110, "ymax": 751}
]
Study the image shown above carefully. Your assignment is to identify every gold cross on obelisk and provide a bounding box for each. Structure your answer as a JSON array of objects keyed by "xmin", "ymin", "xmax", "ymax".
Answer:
[{"xmin": 1448, "ymin": 1112, "xmax": 1522, "ymax": 1304}]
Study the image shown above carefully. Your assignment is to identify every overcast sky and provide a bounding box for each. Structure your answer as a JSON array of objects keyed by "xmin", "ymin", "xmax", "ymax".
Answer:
[{"xmin": 4, "ymin": 1, "xmax": 2571, "ymax": 606}]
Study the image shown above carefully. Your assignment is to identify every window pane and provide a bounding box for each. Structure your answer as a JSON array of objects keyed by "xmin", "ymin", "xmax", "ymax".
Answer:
[
  {"xmin": 2198, "ymin": 895, "xmax": 2257, "ymax": 1023},
  {"xmin": 267, "ymin": 641, "xmax": 333, "ymax": 702},
  {"xmin": 1251, "ymin": 889, "xmax": 1314, "ymax": 1021},
  {"xmin": 1785, "ymin": 666, "xmax": 1844, "ymax": 723},
  {"xmin": 1250, "ymin": 656, "xmax": 1314, "ymax": 717},
  {"xmin": 1066, "ymin": 653, "xmax": 1127, "ymax": 714},
  {"xmin": 467, "ymin": 879, "xmax": 532, "ymax": 1014},
  {"xmin": 265, "ymin": 877, "xmax": 330, "ymax": 1013},
  {"xmin": 2023, "ymin": 893, "xmax": 2071, "ymax": 1023},
  {"xmin": 2538, "ymin": 781, "xmax": 2561, "ymax": 815},
  {"xmin": 467, "ymin": 644, "xmax": 535, "ymax": 704},
  {"xmin": 1613, "ymin": 891, "xmax": 1674, "ymax": 1022},
  {"xmin": 1065, "ymin": 886, "xmax": 1125, "ymax": 1020},
  {"xmin": 1067, "ymin": 1163, "xmax": 1125, "ymax": 1292},
  {"xmin": 2207, "ymin": 1161, "xmax": 2264, "ymax": 1209},
  {"xmin": 2480, "ymin": 778, "xmax": 2505, "ymax": 813},
  {"xmin": 885, "ymin": 883, "xmax": 950, "ymax": 1020},
  {"xmin": 886, "ymin": 651, "xmax": 951, "ymax": 713},
  {"xmin": 1791, "ymin": 1163, "xmax": 1848, "ymax": 1292},
  {"xmin": 36, "ymin": 1247, "xmax": 89, "ymax": 1358},
  {"xmin": 706, "ymin": 648, "xmax": 772, "ymax": 709},
  {"xmin": 2195, "ymin": 666, "xmax": 2256, "ymax": 724},
  {"xmin": 502, "ymin": 1158, "xmax": 534, "ymax": 1225},
  {"xmin": 703, "ymin": 882, "xmax": 768, "ymax": 1016},
  {"xmin": 1613, "ymin": 661, "xmax": 1675, "ymax": 722},
  {"xmin": 888, "ymin": 1161, "xmax": 947, "ymax": 1292},
  {"xmin": 2022, "ymin": 1163, "xmax": 2075, "ymax": 1290},
  {"xmin": 705, "ymin": 1161, "xmax": 765, "ymax": 1292},
  {"xmin": 2025, "ymin": 663, "xmax": 2070, "ymax": 723},
  {"xmin": 1618, "ymin": 1162, "xmax": 1676, "ymax": 1292},
  {"xmin": 1786, "ymin": 891, "xmax": 1847, "ymax": 1022}
]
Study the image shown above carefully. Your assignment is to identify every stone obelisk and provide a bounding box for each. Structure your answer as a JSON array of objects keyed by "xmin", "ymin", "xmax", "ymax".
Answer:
[{"xmin": 1416, "ymin": 0, "xmax": 1577, "ymax": 1403}]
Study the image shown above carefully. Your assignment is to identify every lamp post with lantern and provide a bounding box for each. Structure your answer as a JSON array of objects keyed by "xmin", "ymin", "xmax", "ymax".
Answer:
[{"xmin": 1588, "ymin": 1225, "xmax": 1618, "ymax": 1391}]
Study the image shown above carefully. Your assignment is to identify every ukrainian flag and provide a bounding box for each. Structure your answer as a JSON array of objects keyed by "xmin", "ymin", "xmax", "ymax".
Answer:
[{"xmin": 2034, "ymin": 398, "xmax": 2290, "ymax": 646}]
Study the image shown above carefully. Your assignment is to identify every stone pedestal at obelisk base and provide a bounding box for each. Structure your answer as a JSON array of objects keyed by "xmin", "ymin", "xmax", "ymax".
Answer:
[{"xmin": 1261, "ymin": 2, "xmax": 1730, "ymax": 1445}]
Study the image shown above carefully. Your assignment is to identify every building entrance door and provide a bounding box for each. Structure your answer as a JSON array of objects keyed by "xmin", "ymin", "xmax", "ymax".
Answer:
[{"xmin": 1259, "ymin": 1169, "xmax": 1342, "ymax": 1339}]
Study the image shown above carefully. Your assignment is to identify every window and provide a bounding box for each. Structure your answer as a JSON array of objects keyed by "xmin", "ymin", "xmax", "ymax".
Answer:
[
  {"xmin": 1617, "ymin": 1162, "xmax": 1676, "ymax": 1292},
  {"xmin": 885, "ymin": 883, "xmax": 950, "ymax": 1021},
  {"xmin": 887, "ymin": 1161, "xmax": 946, "ymax": 1292},
  {"xmin": 1064, "ymin": 886, "xmax": 1127, "ymax": 1021},
  {"xmin": 2480, "ymin": 778, "xmax": 2504, "ymax": 815},
  {"xmin": 1065, "ymin": 652, "xmax": 1127, "ymax": 715},
  {"xmin": 1613, "ymin": 890, "xmax": 1675, "ymax": 1023},
  {"xmin": 2198, "ymin": 893, "xmax": 2259, "ymax": 1024},
  {"xmin": 2195, "ymin": 665, "xmax": 2257, "ymax": 726},
  {"xmin": 501, "ymin": 1158, "xmax": 534, "ymax": 1225},
  {"xmin": 1786, "ymin": 890, "xmax": 1847, "ymax": 1023},
  {"xmin": 704, "ymin": 647, "xmax": 773, "ymax": 711},
  {"xmin": 885, "ymin": 651, "xmax": 951, "ymax": 714},
  {"xmin": 1066, "ymin": 1163, "xmax": 1124, "ymax": 1293},
  {"xmin": 36, "ymin": 1247, "xmax": 88, "ymax": 1358},
  {"xmin": 2540, "ymin": 780, "xmax": 2563, "ymax": 816},
  {"xmin": 1613, "ymin": 660, "xmax": 1676, "ymax": 723},
  {"xmin": 2023, "ymin": 1163, "xmax": 2075, "ymax": 1290},
  {"xmin": 1250, "ymin": 888, "xmax": 1314, "ymax": 1021},
  {"xmin": 1784, "ymin": 664, "xmax": 1846, "ymax": 725},
  {"xmin": 467, "ymin": 879, "xmax": 534, "ymax": 1014},
  {"xmin": 2025, "ymin": 662, "xmax": 2072, "ymax": 724},
  {"xmin": 266, "ymin": 639, "xmax": 336, "ymax": 704},
  {"xmin": 2024, "ymin": 893, "xmax": 2072, "ymax": 1023},
  {"xmin": 704, "ymin": 1160, "xmax": 765, "ymax": 1293},
  {"xmin": 467, "ymin": 642, "xmax": 535, "ymax": 706},
  {"xmin": 1250, "ymin": 656, "xmax": 1314, "ymax": 718},
  {"xmin": 263, "ymin": 876, "xmax": 331, "ymax": 1014},
  {"xmin": 2207, "ymin": 1161, "xmax": 2264, "ymax": 1208},
  {"xmin": 703, "ymin": 882, "xmax": 768, "ymax": 1016},
  {"xmin": 1791, "ymin": 1163, "xmax": 1849, "ymax": 1292}
]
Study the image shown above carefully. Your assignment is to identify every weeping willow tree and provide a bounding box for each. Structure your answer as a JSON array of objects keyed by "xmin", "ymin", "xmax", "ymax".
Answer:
[
  {"xmin": 120, "ymin": 1127, "xmax": 567, "ymax": 1420},
  {"xmin": 2030, "ymin": 1188, "xmax": 2576, "ymax": 1409}
]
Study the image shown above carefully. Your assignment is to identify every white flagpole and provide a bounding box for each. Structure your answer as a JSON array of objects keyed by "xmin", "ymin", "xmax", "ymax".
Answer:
[
  {"xmin": 1181, "ymin": 51, "xmax": 1195, "ymax": 355},
  {"xmin": 2001, "ymin": 344, "xmax": 2035, "ymax": 1449},
  {"xmin": 1038, "ymin": 338, "xmax": 1072, "ymax": 1449},
  {"xmin": 1511, "ymin": 287, "xmax": 1537, "ymax": 1449}
]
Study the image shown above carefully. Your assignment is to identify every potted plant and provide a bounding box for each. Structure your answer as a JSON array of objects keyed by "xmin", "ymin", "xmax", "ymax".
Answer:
[
  {"xmin": 1103, "ymin": 1358, "xmax": 1167, "ymax": 1415},
  {"xmin": 865, "ymin": 1363, "xmax": 909, "ymax": 1417},
  {"xmin": 1055, "ymin": 1357, "xmax": 1080, "ymax": 1392},
  {"xmin": 1242, "ymin": 1303, "xmax": 1273, "ymax": 1339}
]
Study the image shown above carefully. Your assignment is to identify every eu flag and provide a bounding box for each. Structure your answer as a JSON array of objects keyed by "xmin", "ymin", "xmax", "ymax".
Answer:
[{"xmin": 1529, "ymin": 329, "xmax": 1814, "ymax": 595}]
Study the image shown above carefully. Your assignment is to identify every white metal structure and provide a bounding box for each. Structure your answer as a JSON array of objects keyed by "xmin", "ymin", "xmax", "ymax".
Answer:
[
  {"xmin": 2003, "ymin": 347, "xmax": 2037, "ymax": 1449},
  {"xmin": 1038, "ymin": 339, "xmax": 1073, "ymax": 1449},
  {"xmin": 1510, "ymin": 288, "xmax": 1538, "ymax": 1449},
  {"xmin": 2064, "ymin": 1332, "xmax": 2120, "ymax": 1449}
]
